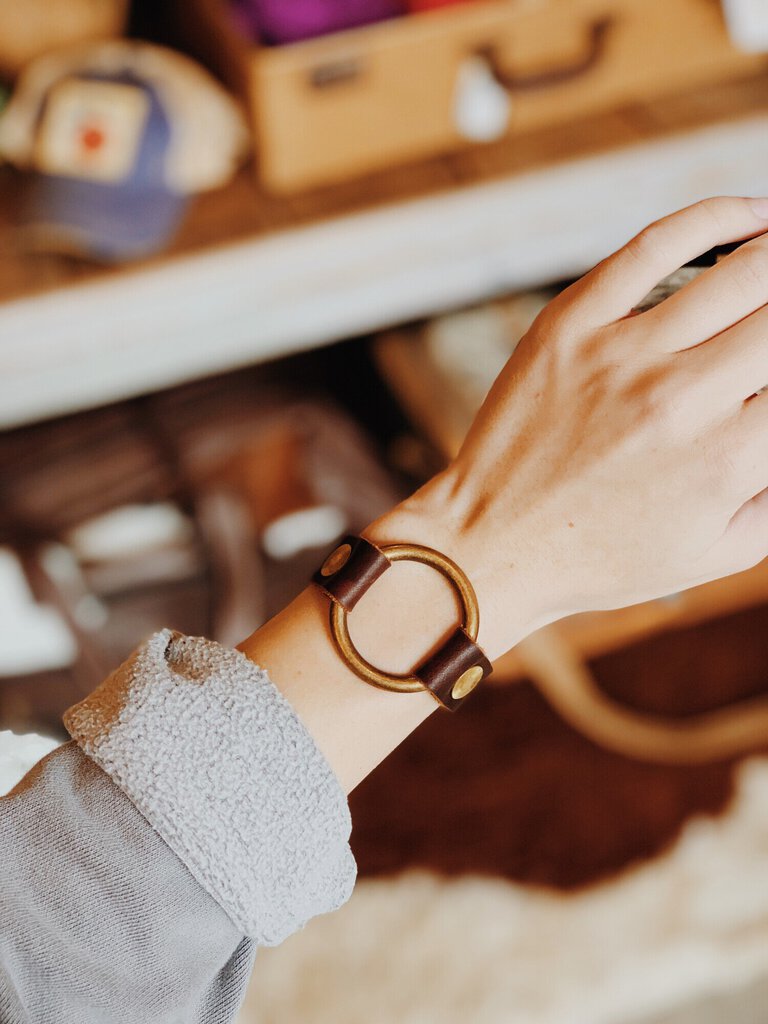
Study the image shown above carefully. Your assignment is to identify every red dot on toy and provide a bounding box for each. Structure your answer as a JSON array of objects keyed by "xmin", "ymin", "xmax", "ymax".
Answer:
[{"xmin": 80, "ymin": 124, "xmax": 105, "ymax": 152}]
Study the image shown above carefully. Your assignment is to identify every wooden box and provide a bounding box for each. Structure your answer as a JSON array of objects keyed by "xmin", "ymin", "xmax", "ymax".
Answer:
[
  {"xmin": 182, "ymin": 0, "xmax": 765, "ymax": 193},
  {"xmin": 0, "ymin": 0, "xmax": 129, "ymax": 79}
]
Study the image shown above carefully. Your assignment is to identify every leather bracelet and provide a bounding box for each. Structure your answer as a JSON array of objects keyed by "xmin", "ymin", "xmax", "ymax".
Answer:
[{"xmin": 312, "ymin": 535, "xmax": 492, "ymax": 710}]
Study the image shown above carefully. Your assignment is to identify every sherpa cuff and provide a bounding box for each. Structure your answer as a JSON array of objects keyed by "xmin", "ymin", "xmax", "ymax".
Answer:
[{"xmin": 63, "ymin": 630, "xmax": 356, "ymax": 946}]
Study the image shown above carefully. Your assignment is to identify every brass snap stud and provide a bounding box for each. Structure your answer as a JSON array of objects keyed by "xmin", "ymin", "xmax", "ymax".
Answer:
[
  {"xmin": 451, "ymin": 665, "xmax": 483, "ymax": 701},
  {"xmin": 320, "ymin": 542, "xmax": 352, "ymax": 577}
]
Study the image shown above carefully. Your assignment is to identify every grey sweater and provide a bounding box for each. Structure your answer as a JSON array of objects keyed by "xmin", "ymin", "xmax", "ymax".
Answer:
[{"xmin": 0, "ymin": 631, "xmax": 357, "ymax": 1023}]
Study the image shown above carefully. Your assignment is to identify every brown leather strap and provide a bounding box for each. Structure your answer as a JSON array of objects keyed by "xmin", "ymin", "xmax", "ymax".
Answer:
[
  {"xmin": 312, "ymin": 534, "xmax": 390, "ymax": 611},
  {"xmin": 415, "ymin": 627, "xmax": 493, "ymax": 711},
  {"xmin": 312, "ymin": 535, "xmax": 492, "ymax": 710}
]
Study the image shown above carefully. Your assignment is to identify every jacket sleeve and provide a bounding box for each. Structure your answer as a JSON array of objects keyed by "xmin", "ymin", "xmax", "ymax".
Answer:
[{"xmin": 0, "ymin": 630, "xmax": 357, "ymax": 1024}]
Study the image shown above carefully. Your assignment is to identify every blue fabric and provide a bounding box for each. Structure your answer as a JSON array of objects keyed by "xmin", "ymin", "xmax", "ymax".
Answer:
[{"xmin": 26, "ymin": 71, "xmax": 187, "ymax": 261}]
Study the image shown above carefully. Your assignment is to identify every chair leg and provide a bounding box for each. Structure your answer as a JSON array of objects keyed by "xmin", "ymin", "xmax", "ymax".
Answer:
[{"xmin": 515, "ymin": 623, "xmax": 768, "ymax": 765}]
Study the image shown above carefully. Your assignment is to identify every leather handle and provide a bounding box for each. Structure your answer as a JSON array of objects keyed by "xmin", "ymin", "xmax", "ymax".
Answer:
[{"xmin": 478, "ymin": 15, "xmax": 615, "ymax": 94}]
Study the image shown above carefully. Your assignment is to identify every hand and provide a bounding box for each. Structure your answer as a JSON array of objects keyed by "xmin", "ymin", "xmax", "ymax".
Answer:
[
  {"xmin": 243, "ymin": 195, "xmax": 768, "ymax": 792},
  {"xmin": 374, "ymin": 197, "xmax": 768, "ymax": 659}
]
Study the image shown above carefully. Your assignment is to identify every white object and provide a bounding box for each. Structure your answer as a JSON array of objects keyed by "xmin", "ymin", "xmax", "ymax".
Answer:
[
  {"xmin": 453, "ymin": 55, "xmax": 511, "ymax": 142},
  {"xmin": 35, "ymin": 78, "xmax": 150, "ymax": 183},
  {"xmin": 67, "ymin": 502, "xmax": 194, "ymax": 562},
  {"xmin": 241, "ymin": 758, "xmax": 768, "ymax": 1024},
  {"xmin": 722, "ymin": 0, "xmax": 768, "ymax": 52},
  {"xmin": 0, "ymin": 548, "xmax": 77, "ymax": 675},
  {"xmin": 261, "ymin": 505, "xmax": 348, "ymax": 561},
  {"xmin": 0, "ymin": 731, "xmax": 61, "ymax": 795}
]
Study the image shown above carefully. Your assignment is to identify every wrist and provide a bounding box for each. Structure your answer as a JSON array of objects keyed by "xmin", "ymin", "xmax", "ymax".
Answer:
[{"xmin": 365, "ymin": 471, "xmax": 549, "ymax": 660}]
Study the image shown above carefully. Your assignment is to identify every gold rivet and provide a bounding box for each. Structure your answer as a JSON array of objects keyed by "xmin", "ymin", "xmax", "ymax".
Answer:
[
  {"xmin": 451, "ymin": 665, "xmax": 483, "ymax": 701},
  {"xmin": 320, "ymin": 543, "xmax": 352, "ymax": 577}
]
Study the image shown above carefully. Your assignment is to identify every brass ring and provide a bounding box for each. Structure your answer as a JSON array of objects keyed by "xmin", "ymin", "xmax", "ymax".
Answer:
[{"xmin": 329, "ymin": 542, "xmax": 480, "ymax": 694}]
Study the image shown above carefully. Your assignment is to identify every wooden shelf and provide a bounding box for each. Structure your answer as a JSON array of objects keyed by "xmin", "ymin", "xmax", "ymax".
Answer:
[{"xmin": 3, "ymin": 73, "xmax": 768, "ymax": 429}]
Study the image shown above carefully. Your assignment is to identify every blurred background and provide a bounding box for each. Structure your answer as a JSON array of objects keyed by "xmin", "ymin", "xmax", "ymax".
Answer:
[{"xmin": 2, "ymin": 1, "xmax": 768, "ymax": 1021}]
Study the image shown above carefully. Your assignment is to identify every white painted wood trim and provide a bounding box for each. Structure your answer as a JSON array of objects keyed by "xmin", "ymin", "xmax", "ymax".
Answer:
[{"xmin": 3, "ymin": 113, "xmax": 768, "ymax": 428}]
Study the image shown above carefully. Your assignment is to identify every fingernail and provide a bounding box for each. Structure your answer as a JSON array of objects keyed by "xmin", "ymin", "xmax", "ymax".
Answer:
[{"xmin": 748, "ymin": 197, "xmax": 768, "ymax": 219}]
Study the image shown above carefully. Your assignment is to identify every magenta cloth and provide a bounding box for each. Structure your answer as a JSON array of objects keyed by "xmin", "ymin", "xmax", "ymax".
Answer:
[{"xmin": 229, "ymin": 0, "xmax": 404, "ymax": 44}]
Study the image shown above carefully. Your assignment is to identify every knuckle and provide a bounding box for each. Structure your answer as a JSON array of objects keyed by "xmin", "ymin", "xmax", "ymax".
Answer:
[
  {"xmin": 531, "ymin": 293, "xmax": 564, "ymax": 332},
  {"xmin": 693, "ymin": 196, "xmax": 731, "ymax": 232},
  {"xmin": 647, "ymin": 373, "xmax": 697, "ymax": 433},
  {"xmin": 730, "ymin": 237, "xmax": 768, "ymax": 293},
  {"xmin": 533, "ymin": 284, "xmax": 588, "ymax": 339},
  {"xmin": 622, "ymin": 226, "xmax": 661, "ymax": 270}
]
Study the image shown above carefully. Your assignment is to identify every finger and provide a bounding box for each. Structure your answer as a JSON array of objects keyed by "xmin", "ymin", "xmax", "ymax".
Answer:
[
  {"xmin": 562, "ymin": 196, "xmax": 768, "ymax": 329},
  {"xmin": 635, "ymin": 232, "xmax": 768, "ymax": 352},
  {"xmin": 683, "ymin": 300, "xmax": 768, "ymax": 409}
]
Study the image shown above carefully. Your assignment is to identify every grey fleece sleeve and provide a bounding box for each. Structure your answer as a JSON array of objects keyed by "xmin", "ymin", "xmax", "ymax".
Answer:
[{"xmin": 0, "ymin": 630, "xmax": 357, "ymax": 1024}]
